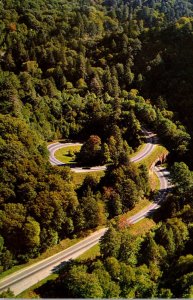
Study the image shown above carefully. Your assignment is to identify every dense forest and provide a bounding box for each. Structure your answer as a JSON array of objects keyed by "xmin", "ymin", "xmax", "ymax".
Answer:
[
  {"xmin": 36, "ymin": 160, "xmax": 193, "ymax": 298},
  {"xmin": 1, "ymin": 0, "xmax": 193, "ymax": 297}
]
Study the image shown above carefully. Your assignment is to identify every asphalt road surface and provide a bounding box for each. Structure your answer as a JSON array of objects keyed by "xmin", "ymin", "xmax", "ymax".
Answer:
[
  {"xmin": 48, "ymin": 129, "xmax": 156, "ymax": 171},
  {"xmin": 127, "ymin": 166, "xmax": 171, "ymax": 224},
  {"xmin": 0, "ymin": 130, "xmax": 170, "ymax": 296},
  {"xmin": 48, "ymin": 142, "xmax": 83, "ymax": 166},
  {"xmin": 0, "ymin": 228, "xmax": 107, "ymax": 295}
]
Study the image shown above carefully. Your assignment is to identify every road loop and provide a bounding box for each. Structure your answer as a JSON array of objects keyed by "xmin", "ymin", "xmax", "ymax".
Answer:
[{"xmin": 0, "ymin": 130, "xmax": 170, "ymax": 295}]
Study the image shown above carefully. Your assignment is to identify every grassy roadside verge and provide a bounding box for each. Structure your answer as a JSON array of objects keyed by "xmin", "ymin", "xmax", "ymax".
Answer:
[
  {"xmin": 128, "ymin": 218, "xmax": 156, "ymax": 236},
  {"xmin": 119, "ymin": 198, "xmax": 151, "ymax": 221},
  {"xmin": 149, "ymin": 169, "xmax": 160, "ymax": 190},
  {"xmin": 136, "ymin": 144, "xmax": 168, "ymax": 169},
  {"xmin": 0, "ymin": 237, "xmax": 83, "ymax": 281},
  {"xmin": 55, "ymin": 145, "xmax": 81, "ymax": 164},
  {"xmin": 72, "ymin": 170, "xmax": 105, "ymax": 186},
  {"xmin": 77, "ymin": 244, "xmax": 100, "ymax": 261},
  {"xmin": 136, "ymin": 144, "xmax": 168, "ymax": 191}
]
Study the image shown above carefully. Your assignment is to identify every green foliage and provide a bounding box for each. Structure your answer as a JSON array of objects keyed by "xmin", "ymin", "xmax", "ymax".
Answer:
[
  {"xmin": 23, "ymin": 217, "xmax": 41, "ymax": 248},
  {"xmin": 102, "ymin": 160, "xmax": 149, "ymax": 216},
  {"xmin": 76, "ymin": 135, "xmax": 102, "ymax": 166},
  {"xmin": 170, "ymin": 162, "xmax": 193, "ymax": 195},
  {"xmin": 34, "ymin": 206, "xmax": 193, "ymax": 298},
  {"xmin": 64, "ymin": 265, "xmax": 104, "ymax": 298},
  {"xmin": 0, "ymin": 288, "xmax": 15, "ymax": 298},
  {"xmin": 100, "ymin": 226, "xmax": 121, "ymax": 258},
  {"xmin": 0, "ymin": 115, "xmax": 105, "ymax": 270}
]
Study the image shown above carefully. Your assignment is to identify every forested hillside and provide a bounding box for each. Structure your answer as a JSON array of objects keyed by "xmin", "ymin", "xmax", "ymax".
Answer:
[
  {"xmin": 37, "ymin": 161, "xmax": 193, "ymax": 298},
  {"xmin": 1, "ymin": 0, "xmax": 193, "ymax": 297}
]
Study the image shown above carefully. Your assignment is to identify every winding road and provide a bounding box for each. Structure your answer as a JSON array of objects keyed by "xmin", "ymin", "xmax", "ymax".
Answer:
[
  {"xmin": 48, "ymin": 129, "xmax": 157, "ymax": 171},
  {"xmin": 128, "ymin": 166, "xmax": 170, "ymax": 224},
  {"xmin": 0, "ymin": 129, "xmax": 170, "ymax": 296}
]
